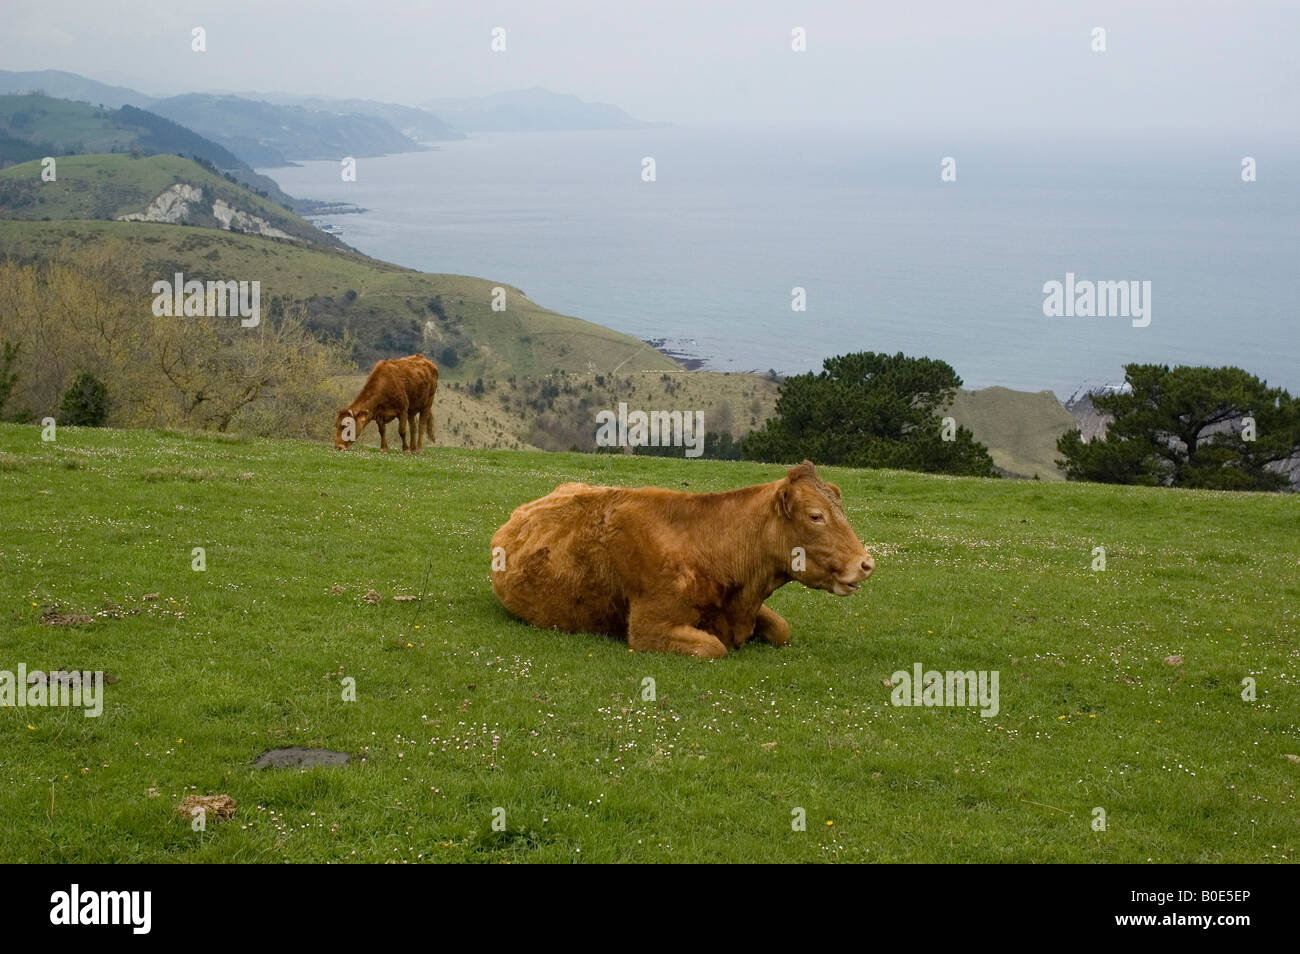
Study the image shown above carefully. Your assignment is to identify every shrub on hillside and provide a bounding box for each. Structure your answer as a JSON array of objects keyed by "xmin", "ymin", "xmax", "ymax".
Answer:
[
  {"xmin": 57, "ymin": 372, "xmax": 109, "ymax": 426},
  {"xmin": 0, "ymin": 341, "xmax": 19, "ymax": 418}
]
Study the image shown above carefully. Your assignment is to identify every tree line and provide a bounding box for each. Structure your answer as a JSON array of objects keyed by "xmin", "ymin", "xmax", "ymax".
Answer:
[{"xmin": 691, "ymin": 351, "xmax": 1297, "ymax": 492}]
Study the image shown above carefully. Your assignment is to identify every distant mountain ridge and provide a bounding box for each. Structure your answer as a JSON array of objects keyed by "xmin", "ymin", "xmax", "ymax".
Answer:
[
  {"xmin": 0, "ymin": 69, "xmax": 154, "ymax": 109},
  {"xmin": 241, "ymin": 93, "xmax": 465, "ymax": 144},
  {"xmin": 0, "ymin": 71, "xmax": 657, "ymax": 154},
  {"xmin": 146, "ymin": 94, "xmax": 428, "ymax": 167},
  {"xmin": 0, "ymin": 72, "xmax": 443, "ymax": 167},
  {"xmin": 423, "ymin": 87, "xmax": 656, "ymax": 132}
]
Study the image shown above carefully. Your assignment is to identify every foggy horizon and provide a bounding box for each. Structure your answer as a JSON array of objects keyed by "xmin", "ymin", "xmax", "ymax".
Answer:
[{"xmin": 1, "ymin": 0, "xmax": 1296, "ymax": 137}]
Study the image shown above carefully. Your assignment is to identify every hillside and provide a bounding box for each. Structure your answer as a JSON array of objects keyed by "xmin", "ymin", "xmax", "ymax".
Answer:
[
  {"xmin": 148, "ymin": 94, "xmax": 427, "ymax": 167},
  {"xmin": 0, "ymin": 218, "xmax": 681, "ymax": 378},
  {"xmin": 946, "ymin": 387, "xmax": 1076, "ymax": 480},
  {"xmin": 251, "ymin": 93, "xmax": 465, "ymax": 143},
  {"xmin": 424, "ymin": 369, "xmax": 778, "ymax": 452},
  {"xmin": 0, "ymin": 94, "xmax": 308, "ymax": 211},
  {"xmin": 0, "ymin": 425, "xmax": 1294, "ymax": 862},
  {"xmin": 0, "ymin": 154, "xmax": 345, "ymax": 249}
]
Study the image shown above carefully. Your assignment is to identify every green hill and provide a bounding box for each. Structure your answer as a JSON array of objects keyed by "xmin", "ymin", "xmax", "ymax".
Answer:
[
  {"xmin": 0, "ymin": 425, "xmax": 1293, "ymax": 862},
  {"xmin": 0, "ymin": 154, "xmax": 343, "ymax": 249},
  {"xmin": 0, "ymin": 93, "xmax": 307, "ymax": 211},
  {"xmin": 0, "ymin": 217, "xmax": 680, "ymax": 377}
]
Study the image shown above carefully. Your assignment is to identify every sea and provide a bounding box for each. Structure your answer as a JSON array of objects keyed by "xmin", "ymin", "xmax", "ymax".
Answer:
[{"xmin": 262, "ymin": 126, "xmax": 1300, "ymax": 398}]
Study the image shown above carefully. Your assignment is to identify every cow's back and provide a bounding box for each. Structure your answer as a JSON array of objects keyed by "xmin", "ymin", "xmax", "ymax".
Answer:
[
  {"xmin": 491, "ymin": 483, "xmax": 632, "ymax": 635},
  {"xmin": 400, "ymin": 355, "xmax": 438, "ymax": 406}
]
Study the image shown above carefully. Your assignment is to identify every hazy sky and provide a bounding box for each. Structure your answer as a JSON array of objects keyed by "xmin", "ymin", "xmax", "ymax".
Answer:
[{"xmin": 2, "ymin": 0, "xmax": 1296, "ymax": 134}]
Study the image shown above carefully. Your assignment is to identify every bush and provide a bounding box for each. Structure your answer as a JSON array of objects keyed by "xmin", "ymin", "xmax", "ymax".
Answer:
[
  {"xmin": 742, "ymin": 351, "xmax": 996, "ymax": 476},
  {"xmin": 0, "ymin": 341, "xmax": 19, "ymax": 418},
  {"xmin": 58, "ymin": 372, "xmax": 109, "ymax": 427}
]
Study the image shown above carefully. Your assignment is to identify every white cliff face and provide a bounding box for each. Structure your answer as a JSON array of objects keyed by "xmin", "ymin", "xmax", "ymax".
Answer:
[
  {"xmin": 211, "ymin": 199, "xmax": 294, "ymax": 240},
  {"xmin": 117, "ymin": 185, "xmax": 297, "ymax": 241},
  {"xmin": 118, "ymin": 183, "xmax": 204, "ymax": 223}
]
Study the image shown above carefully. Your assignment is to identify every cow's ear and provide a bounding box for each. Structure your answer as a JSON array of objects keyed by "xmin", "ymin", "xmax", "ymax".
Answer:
[
  {"xmin": 777, "ymin": 481, "xmax": 795, "ymax": 519},
  {"xmin": 826, "ymin": 482, "xmax": 842, "ymax": 501}
]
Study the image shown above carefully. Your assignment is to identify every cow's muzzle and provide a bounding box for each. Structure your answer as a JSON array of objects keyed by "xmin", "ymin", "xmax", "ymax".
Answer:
[{"xmin": 832, "ymin": 554, "xmax": 875, "ymax": 595}]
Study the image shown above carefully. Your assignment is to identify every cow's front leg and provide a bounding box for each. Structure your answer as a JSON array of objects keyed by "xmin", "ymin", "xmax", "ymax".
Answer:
[
  {"xmin": 376, "ymin": 419, "xmax": 388, "ymax": 451},
  {"xmin": 754, "ymin": 604, "xmax": 791, "ymax": 646},
  {"xmin": 627, "ymin": 605, "xmax": 726, "ymax": 659}
]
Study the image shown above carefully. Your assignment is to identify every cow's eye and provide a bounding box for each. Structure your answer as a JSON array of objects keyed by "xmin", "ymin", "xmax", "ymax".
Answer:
[{"xmin": 810, "ymin": 512, "xmax": 824, "ymax": 522}]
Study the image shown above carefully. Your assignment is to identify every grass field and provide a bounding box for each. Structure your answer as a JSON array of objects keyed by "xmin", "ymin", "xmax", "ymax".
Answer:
[{"xmin": 0, "ymin": 423, "xmax": 1295, "ymax": 863}]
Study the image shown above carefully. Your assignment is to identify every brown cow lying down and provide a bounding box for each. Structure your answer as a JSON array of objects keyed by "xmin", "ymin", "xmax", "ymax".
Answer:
[
  {"xmin": 490, "ymin": 461, "xmax": 875, "ymax": 658},
  {"xmin": 335, "ymin": 354, "xmax": 438, "ymax": 452}
]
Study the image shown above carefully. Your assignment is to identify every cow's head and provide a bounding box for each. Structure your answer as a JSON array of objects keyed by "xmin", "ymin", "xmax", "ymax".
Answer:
[
  {"xmin": 776, "ymin": 461, "xmax": 875, "ymax": 595},
  {"xmin": 334, "ymin": 408, "xmax": 368, "ymax": 450}
]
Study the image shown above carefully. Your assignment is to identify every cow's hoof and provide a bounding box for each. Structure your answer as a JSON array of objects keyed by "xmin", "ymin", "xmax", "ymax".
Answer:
[{"xmin": 692, "ymin": 639, "xmax": 727, "ymax": 660}]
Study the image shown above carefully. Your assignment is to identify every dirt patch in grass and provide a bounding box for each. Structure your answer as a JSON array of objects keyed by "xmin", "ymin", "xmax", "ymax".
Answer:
[
  {"xmin": 176, "ymin": 794, "xmax": 238, "ymax": 821},
  {"xmin": 39, "ymin": 605, "xmax": 93, "ymax": 626}
]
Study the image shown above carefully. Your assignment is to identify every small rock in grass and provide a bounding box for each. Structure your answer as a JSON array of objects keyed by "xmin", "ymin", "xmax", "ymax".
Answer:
[
  {"xmin": 253, "ymin": 747, "xmax": 350, "ymax": 769},
  {"xmin": 363, "ymin": 589, "xmax": 380, "ymax": 604},
  {"xmin": 1164, "ymin": 654, "xmax": 1184, "ymax": 667}
]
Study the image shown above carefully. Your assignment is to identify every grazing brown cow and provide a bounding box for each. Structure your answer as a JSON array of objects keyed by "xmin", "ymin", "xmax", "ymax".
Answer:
[
  {"xmin": 490, "ymin": 461, "xmax": 875, "ymax": 659},
  {"xmin": 334, "ymin": 354, "xmax": 438, "ymax": 452}
]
